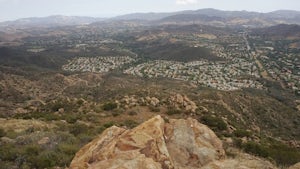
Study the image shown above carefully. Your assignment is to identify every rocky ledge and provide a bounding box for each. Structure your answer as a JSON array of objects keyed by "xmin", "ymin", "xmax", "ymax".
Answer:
[{"xmin": 69, "ymin": 115, "xmax": 276, "ymax": 169}]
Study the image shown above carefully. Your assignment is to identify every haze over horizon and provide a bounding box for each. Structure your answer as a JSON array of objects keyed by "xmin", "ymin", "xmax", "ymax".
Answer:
[{"xmin": 1, "ymin": 0, "xmax": 300, "ymax": 22}]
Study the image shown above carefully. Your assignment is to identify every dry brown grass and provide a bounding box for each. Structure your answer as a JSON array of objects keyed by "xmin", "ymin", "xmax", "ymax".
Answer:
[{"xmin": 0, "ymin": 118, "xmax": 56, "ymax": 133}]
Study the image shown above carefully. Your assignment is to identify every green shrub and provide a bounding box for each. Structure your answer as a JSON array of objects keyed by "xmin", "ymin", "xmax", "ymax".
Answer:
[
  {"xmin": 128, "ymin": 111, "xmax": 138, "ymax": 116},
  {"xmin": 149, "ymin": 106, "xmax": 160, "ymax": 112},
  {"xmin": 0, "ymin": 128, "xmax": 6, "ymax": 137},
  {"xmin": 238, "ymin": 138, "xmax": 300, "ymax": 166},
  {"xmin": 25, "ymin": 145, "xmax": 41, "ymax": 156},
  {"xmin": 54, "ymin": 152, "xmax": 74, "ymax": 167},
  {"xmin": 96, "ymin": 126, "xmax": 106, "ymax": 134},
  {"xmin": 94, "ymin": 104, "xmax": 103, "ymax": 113},
  {"xmin": 70, "ymin": 123, "xmax": 89, "ymax": 136},
  {"xmin": 102, "ymin": 102, "xmax": 117, "ymax": 111},
  {"xmin": 65, "ymin": 115, "xmax": 78, "ymax": 123},
  {"xmin": 29, "ymin": 150, "xmax": 58, "ymax": 169},
  {"xmin": 112, "ymin": 111, "xmax": 120, "ymax": 117},
  {"xmin": 47, "ymin": 100, "xmax": 78, "ymax": 113},
  {"xmin": 76, "ymin": 99, "xmax": 84, "ymax": 105},
  {"xmin": 123, "ymin": 120, "xmax": 138, "ymax": 129},
  {"xmin": 268, "ymin": 142, "xmax": 300, "ymax": 166},
  {"xmin": 233, "ymin": 137, "xmax": 243, "ymax": 147},
  {"xmin": 200, "ymin": 115, "xmax": 227, "ymax": 131},
  {"xmin": 166, "ymin": 109, "xmax": 181, "ymax": 115},
  {"xmin": 242, "ymin": 141, "xmax": 269, "ymax": 158},
  {"xmin": 5, "ymin": 129, "xmax": 18, "ymax": 139},
  {"xmin": 50, "ymin": 102, "xmax": 64, "ymax": 112},
  {"xmin": 225, "ymin": 150, "xmax": 237, "ymax": 158},
  {"xmin": 57, "ymin": 144, "xmax": 79, "ymax": 155},
  {"xmin": 222, "ymin": 132, "xmax": 233, "ymax": 137},
  {"xmin": 233, "ymin": 129, "xmax": 251, "ymax": 138},
  {"xmin": 15, "ymin": 111, "xmax": 60, "ymax": 121},
  {"xmin": 77, "ymin": 134, "xmax": 94, "ymax": 144},
  {"xmin": 0, "ymin": 143, "xmax": 19, "ymax": 161},
  {"xmin": 103, "ymin": 121, "xmax": 115, "ymax": 128}
]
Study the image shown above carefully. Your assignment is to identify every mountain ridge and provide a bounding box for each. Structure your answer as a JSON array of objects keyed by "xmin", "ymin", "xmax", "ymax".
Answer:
[
  {"xmin": 1, "ymin": 8, "xmax": 299, "ymax": 29},
  {"xmin": 0, "ymin": 15, "xmax": 105, "ymax": 29}
]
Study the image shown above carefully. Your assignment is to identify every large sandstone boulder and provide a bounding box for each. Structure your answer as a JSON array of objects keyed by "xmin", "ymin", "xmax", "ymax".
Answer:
[
  {"xmin": 69, "ymin": 115, "xmax": 277, "ymax": 169},
  {"xmin": 70, "ymin": 115, "xmax": 224, "ymax": 169}
]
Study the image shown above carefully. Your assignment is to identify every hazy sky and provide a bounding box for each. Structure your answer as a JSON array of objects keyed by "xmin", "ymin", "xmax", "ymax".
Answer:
[{"xmin": 1, "ymin": 0, "xmax": 300, "ymax": 22}]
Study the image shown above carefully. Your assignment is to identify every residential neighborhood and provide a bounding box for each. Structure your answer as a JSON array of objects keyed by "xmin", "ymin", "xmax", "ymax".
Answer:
[
  {"xmin": 62, "ymin": 56, "xmax": 136, "ymax": 73},
  {"xmin": 124, "ymin": 59, "xmax": 263, "ymax": 91}
]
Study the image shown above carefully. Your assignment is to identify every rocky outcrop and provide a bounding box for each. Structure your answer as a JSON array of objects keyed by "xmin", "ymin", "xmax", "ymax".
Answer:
[
  {"xmin": 169, "ymin": 94, "xmax": 198, "ymax": 113},
  {"xmin": 69, "ymin": 115, "xmax": 277, "ymax": 169},
  {"xmin": 288, "ymin": 162, "xmax": 300, "ymax": 169},
  {"xmin": 118, "ymin": 95, "xmax": 161, "ymax": 108}
]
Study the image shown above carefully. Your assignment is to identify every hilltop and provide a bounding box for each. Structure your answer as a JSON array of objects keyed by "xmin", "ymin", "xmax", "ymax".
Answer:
[{"xmin": 70, "ymin": 115, "xmax": 276, "ymax": 169}]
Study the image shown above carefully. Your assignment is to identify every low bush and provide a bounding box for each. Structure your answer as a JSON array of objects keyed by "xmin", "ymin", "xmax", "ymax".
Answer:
[
  {"xmin": 128, "ymin": 111, "xmax": 138, "ymax": 116},
  {"xmin": 112, "ymin": 111, "xmax": 120, "ymax": 117},
  {"xmin": 57, "ymin": 143, "xmax": 79, "ymax": 155},
  {"xmin": 65, "ymin": 115, "xmax": 78, "ymax": 124},
  {"xmin": 268, "ymin": 142, "xmax": 300, "ymax": 166},
  {"xmin": 0, "ymin": 143, "xmax": 19, "ymax": 161},
  {"xmin": 70, "ymin": 123, "xmax": 89, "ymax": 136},
  {"xmin": 239, "ymin": 139, "xmax": 300, "ymax": 166},
  {"xmin": 166, "ymin": 109, "xmax": 181, "ymax": 115},
  {"xmin": 200, "ymin": 115, "xmax": 227, "ymax": 131},
  {"xmin": 0, "ymin": 128, "xmax": 6, "ymax": 137},
  {"xmin": 123, "ymin": 120, "xmax": 138, "ymax": 129},
  {"xmin": 29, "ymin": 150, "xmax": 58, "ymax": 168},
  {"xmin": 102, "ymin": 102, "xmax": 117, "ymax": 111},
  {"xmin": 233, "ymin": 129, "xmax": 251, "ymax": 138},
  {"xmin": 103, "ymin": 121, "xmax": 115, "ymax": 128},
  {"xmin": 5, "ymin": 129, "xmax": 18, "ymax": 139},
  {"xmin": 242, "ymin": 141, "xmax": 269, "ymax": 158},
  {"xmin": 149, "ymin": 106, "xmax": 160, "ymax": 112}
]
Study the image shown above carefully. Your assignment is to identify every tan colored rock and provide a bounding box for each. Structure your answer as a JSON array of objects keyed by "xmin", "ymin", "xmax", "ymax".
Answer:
[
  {"xmin": 70, "ymin": 115, "xmax": 277, "ymax": 169},
  {"xmin": 58, "ymin": 108, "xmax": 64, "ymax": 114},
  {"xmin": 150, "ymin": 97, "xmax": 160, "ymax": 106},
  {"xmin": 251, "ymin": 125, "xmax": 261, "ymax": 133},
  {"xmin": 70, "ymin": 115, "xmax": 224, "ymax": 169},
  {"xmin": 123, "ymin": 95, "xmax": 130, "ymax": 104},
  {"xmin": 121, "ymin": 95, "xmax": 139, "ymax": 107},
  {"xmin": 70, "ymin": 126, "xmax": 126, "ymax": 169},
  {"xmin": 224, "ymin": 137, "xmax": 233, "ymax": 145},
  {"xmin": 296, "ymin": 105, "xmax": 300, "ymax": 111},
  {"xmin": 165, "ymin": 118, "xmax": 225, "ymax": 169},
  {"xmin": 289, "ymin": 162, "xmax": 300, "ymax": 169},
  {"xmin": 175, "ymin": 94, "xmax": 184, "ymax": 104},
  {"xmin": 145, "ymin": 96, "xmax": 160, "ymax": 106},
  {"xmin": 14, "ymin": 107, "xmax": 27, "ymax": 114},
  {"xmin": 38, "ymin": 137, "xmax": 50, "ymax": 145},
  {"xmin": 169, "ymin": 93, "xmax": 198, "ymax": 112}
]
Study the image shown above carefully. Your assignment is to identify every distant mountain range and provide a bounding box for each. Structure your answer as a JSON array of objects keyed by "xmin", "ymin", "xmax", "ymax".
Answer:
[
  {"xmin": 0, "ymin": 15, "xmax": 105, "ymax": 29},
  {"xmin": 114, "ymin": 9, "xmax": 300, "ymax": 27},
  {"xmin": 1, "ymin": 8, "xmax": 300, "ymax": 29}
]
